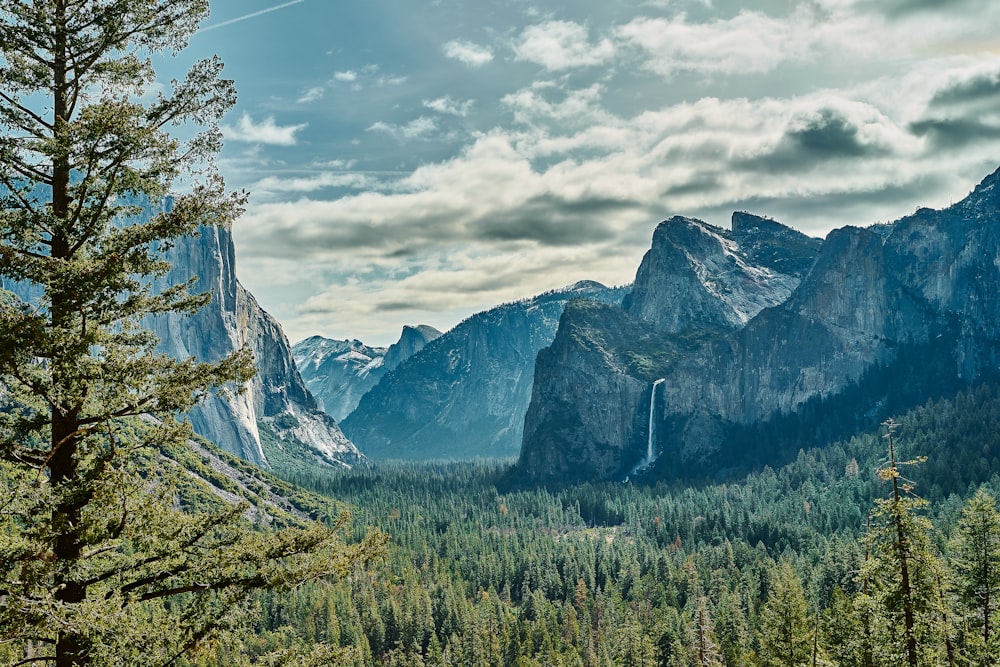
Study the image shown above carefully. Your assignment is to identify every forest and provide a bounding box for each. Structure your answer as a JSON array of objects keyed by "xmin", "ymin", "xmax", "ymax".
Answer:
[
  {"xmin": 4, "ymin": 1, "xmax": 1000, "ymax": 664},
  {"xmin": 174, "ymin": 383, "xmax": 1000, "ymax": 666}
]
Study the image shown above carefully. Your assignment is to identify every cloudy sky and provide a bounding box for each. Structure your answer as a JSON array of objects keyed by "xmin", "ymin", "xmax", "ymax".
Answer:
[{"xmin": 167, "ymin": 0, "xmax": 1000, "ymax": 345}]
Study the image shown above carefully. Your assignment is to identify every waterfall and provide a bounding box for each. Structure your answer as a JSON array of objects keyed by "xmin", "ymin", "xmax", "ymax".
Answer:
[
  {"xmin": 629, "ymin": 378, "xmax": 667, "ymax": 478},
  {"xmin": 646, "ymin": 378, "xmax": 665, "ymax": 466}
]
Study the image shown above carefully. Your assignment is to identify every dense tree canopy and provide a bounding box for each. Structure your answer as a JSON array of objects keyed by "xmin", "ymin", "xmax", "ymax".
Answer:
[{"xmin": 231, "ymin": 386, "xmax": 1000, "ymax": 666}]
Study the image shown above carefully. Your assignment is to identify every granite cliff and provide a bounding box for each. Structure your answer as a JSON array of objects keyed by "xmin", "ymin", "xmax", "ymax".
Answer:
[
  {"xmin": 4, "ymin": 194, "xmax": 364, "ymax": 468},
  {"xmin": 518, "ymin": 170, "xmax": 1000, "ymax": 484},
  {"xmin": 146, "ymin": 202, "xmax": 363, "ymax": 468},
  {"xmin": 519, "ymin": 214, "xmax": 822, "ymax": 482}
]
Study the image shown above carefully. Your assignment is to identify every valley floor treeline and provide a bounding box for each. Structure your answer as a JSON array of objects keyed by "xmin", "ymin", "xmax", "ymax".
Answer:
[{"xmin": 176, "ymin": 384, "xmax": 1000, "ymax": 666}]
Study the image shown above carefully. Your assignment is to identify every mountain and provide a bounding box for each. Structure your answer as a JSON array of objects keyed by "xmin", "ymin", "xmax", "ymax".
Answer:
[
  {"xmin": 518, "ymin": 213, "xmax": 823, "ymax": 483},
  {"xmin": 148, "ymin": 212, "xmax": 364, "ymax": 469},
  {"xmin": 340, "ymin": 281, "xmax": 628, "ymax": 460},
  {"xmin": 621, "ymin": 213, "xmax": 822, "ymax": 333},
  {"xmin": 517, "ymin": 168, "xmax": 1000, "ymax": 485},
  {"xmin": 4, "ymin": 196, "xmax": 364, "ymax": 469},
  {"xmin": 293, "ymin": 324, "xmax": 442, "ymax": 421}
]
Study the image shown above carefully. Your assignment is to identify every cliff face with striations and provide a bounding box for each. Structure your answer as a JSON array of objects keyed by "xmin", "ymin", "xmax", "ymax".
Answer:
[
  {"xmin": 518, "ymin": 169, "xmax": 1000, "ymax": 484},
  {"xmin": 147, "ymin": 209, "xmax": 363, "ymax": 468},
  {"xmin": 340, "ymin": 281, "xmax": 627, "ymax": 460},
  {"xmin": 519, "ymin": 214, "xmax": 822, "ymax": 482},
  {"xmin": 5, "ymin": 194, "xmax": 364, "ymax": 469}
]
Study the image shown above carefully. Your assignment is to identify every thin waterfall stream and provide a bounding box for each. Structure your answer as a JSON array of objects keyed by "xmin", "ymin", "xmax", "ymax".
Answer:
[
  {"xmin": 630, "ymin": 378, "xmax": 666, "ymax": 477},
  {"xmin": 646, "ymin": 378, "xmax": 666, "ymax": 466}
]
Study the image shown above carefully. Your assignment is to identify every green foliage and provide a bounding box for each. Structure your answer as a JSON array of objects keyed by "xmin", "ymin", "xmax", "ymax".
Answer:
[
  {"xmin": 860, "ymin": 420, "xmax": 950, "ymax": 667},
  {"xmin": 757, "ymin": 561, "xmax": 813, "ymax": 667},
  {"xmin": 951, "ymin": 489, "xmax": 1000, "ymax": 666},
  {"xmin": 218, "ymin": 386, "xmax": 1000, "ymax": 666},
  {"xmin": 0, "ymin": 2, "xmax": 385, "ymax": 664},
  {"xmin": 256, "ymin": 419, "xmax": 341, "ymax": 479}
]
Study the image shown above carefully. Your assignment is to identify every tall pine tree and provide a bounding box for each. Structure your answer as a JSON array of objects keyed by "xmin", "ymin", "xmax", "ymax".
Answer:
[
  {"xmin": 951, "ymin": 488, "xmax": 1000, "ymax": 666},
  {"xmin": 0, "ymin": 2, "xmax": 384, "ymax": 665},
  {"xmin": 757, "ymin": 561, "xmax": 812, "ymax": 667},
  {"xmin": 860, "ymin": 419, "xmax": 947, "ymax": 667}
]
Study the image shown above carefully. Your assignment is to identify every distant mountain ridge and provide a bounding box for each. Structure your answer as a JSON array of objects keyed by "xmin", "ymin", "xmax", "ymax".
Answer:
[
  {"xmin": 516, "ymin": 167, "xmax": 1000, "ymax": 484},
  {"xmin": 337, "ymin": 280, "xmax": 628, "ymax": 460},
  {"xmin": 293, "ymin": 324, "xmax": 442, "ymax": 421}
]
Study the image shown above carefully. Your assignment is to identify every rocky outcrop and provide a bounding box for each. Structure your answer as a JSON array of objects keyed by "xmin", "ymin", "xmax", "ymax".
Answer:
[
  {"xmin": 622, "ymin": 215, "xmax": 821, "ymax": 333},
  {"xmin": 234, "ymin": 285, "xmax": 363, "ymax": 467},
  {"xmin": 518, "ymin": 170, "xmax": 1000, "ymax": 483},
  {"xmin": 147, "ymin": 206, "xmax": 363, "ymax": 468},
  {"xmin": 519, "ymin": 214, "xmax": 822, "ymax": 482},
  {"xmin": 293, "ymin": 325, "xmax": 441, "ymax": 422},
  {"xmin": 518, "ymin": 300, "xmax": 660, "ymax": 482},
  {"xmin": 385, "ymin": 325, "xmax": 443, "ymax": 371},
  {"xmin": 340, "ymin": 281, "xmax": 627, "ymax": 460}
]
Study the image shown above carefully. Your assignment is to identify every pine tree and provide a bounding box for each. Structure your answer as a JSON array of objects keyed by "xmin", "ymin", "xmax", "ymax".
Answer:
[
  {"xmin": 689, "ymin": 595, "xmax": 724, "ymax": 667},
  {"xmin": 822, "ymin": 586, "xmax": 864, "ymax": 667},
  {"xmin": 757, "ymin": 561, "xmax": 812, "ymax": 667},
  {"xmin": 951, "ymin": 488, "xmax": 1000, "ymax": 665},
  {"xmin": 860, "ymin": 419, "xmax": 947, "ymax": 667},
  {"xmin": 0, "ymin": 2, "xmax": 385, "ymax": 665}
]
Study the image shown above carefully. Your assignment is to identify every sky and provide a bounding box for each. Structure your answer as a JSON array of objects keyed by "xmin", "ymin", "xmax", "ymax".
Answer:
[{"xmin": 164, "ymin": 0, "xmax": 1000, "ymax": 346}]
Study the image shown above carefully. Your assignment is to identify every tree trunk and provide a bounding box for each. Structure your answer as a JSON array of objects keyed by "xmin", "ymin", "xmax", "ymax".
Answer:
[
  {"xmin": 888, "ymin": 428, "xmax": 918, "ymax": 667},
  {"xmin": 50, "ymin": 2, "xmax": 88, "ymax": 664}
]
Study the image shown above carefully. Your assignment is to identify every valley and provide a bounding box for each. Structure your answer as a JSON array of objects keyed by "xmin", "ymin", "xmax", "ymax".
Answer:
[
  {"xmin": 177, "ymin": 384, "xmax": 1000, "ymax": 665},
  {"xmin": 4, "ymin": 1, "xmax": 1000, "ymax": 662}
]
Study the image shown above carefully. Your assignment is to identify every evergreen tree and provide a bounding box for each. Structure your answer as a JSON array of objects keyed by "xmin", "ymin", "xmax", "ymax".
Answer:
[
  {"xmin": 757, "ymin": 561, "xmax": 812, "ymax": 667},
  {"xmin": 951, "ymin": 488, "xmax": 1000, "ymax": 665},
  {"xmin": 861, "ymin": 419, "xmax": 946, "ymax": 667},
  {"xmin": 0, "ymin": 1, "xmax": 384, "ymax": 665},
  {"xmin": 688, "ymin": 596, "xmax": 724, "ymax": 667},
  {"xmin": 822, "ymin": 587, "xmax": 863, "ymax": 667}
]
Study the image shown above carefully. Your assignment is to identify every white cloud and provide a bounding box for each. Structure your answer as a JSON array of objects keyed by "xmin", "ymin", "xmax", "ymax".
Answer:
[
  {"xmin": 367, "ymin": 116, "xmax": 439, "ymax": 141},
  {"xmin": 502, "ymin": 83, "xmax": 610, "ymax": 128},
  {"xmin": 221, "ymin": 113, "xmax": 307, "ymax": 146},
  {"xmin": 251, "ymin": 172, "xmax": 373, "ymax": 197},
  {"xmin": 514, "ymin": 20, "xmax": 615, "ymax": 71},
  {"xmin": 615, "ymin": 11, "xmax": 804, "ymax": 77},
  {"xmin": 297, "ymin": 86, "xmax": 325, "ymax": 104},
  {"xmin": 443, "ymin": 40, "xmax": 494, "ymax": 67},
  {"xmin": 377, "ymin": 75, "xmax": 408, "ymax": 87},
  {"xmin": 223, "ymin": 1, "xmax": 1000, "ymax": 344},
  {"xmin": 424, "ymin": 96, "xmax": 474, "ymax": 117}
]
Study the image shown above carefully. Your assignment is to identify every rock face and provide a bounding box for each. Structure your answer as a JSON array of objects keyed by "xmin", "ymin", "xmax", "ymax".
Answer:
[
  {"xmin": 519, "ymin": 215, "xmax": 822, "ymax": 483},
  {"xmin": 5, "ymin": 195, "xmax": 364, "ymax": 468},
  {"xmin": 293, "ymin": 325, "xmax": 442, "ymax": 421},
  {"xmin": 340, "ymin": 281, "xmax": 628, "ymax": 460},
  {"xmin": 622, "ymin": 215, "xmax": 821, "ymax": 333},
  {"xmin": 147, "ymin": 202, "xmax": 363, "ymax": 468},
  {"xmin": 519, "ymin": 169, "xmax": 1000, "ymax": 484}
]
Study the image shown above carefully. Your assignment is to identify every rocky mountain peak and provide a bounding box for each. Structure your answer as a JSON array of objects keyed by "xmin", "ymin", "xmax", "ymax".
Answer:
[
  {"xmin": 731, "ymin": 211, "xmax": 824, "ymax": 277},
  {"xmin": 382, "ymin": 324, "xmax": 443, "ymax": 376},
  {"xmin": 957, "ymin": 165, "xmax": 1000, "ymax": 214},
  {"xmin": 517, "ymin": 166, "xmax": 1000, "ymax": 486},
  {"xmin": 293, "ymin": 324, "xmax": 440, "ymax": 423},
  {"xmin": 339, "ymin": 283, "xmax": 628, "ymax": 460},
  {"xmin": 622, "ymin": 214, "xmax": 818, "ymax": 334},
  {"xmin": 563, "ymin": 279, "xmax": 613, "ymax": 294},
  {"xmin": 731, "ymin": 211, "xmax": 786, "ymax": 235}
]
